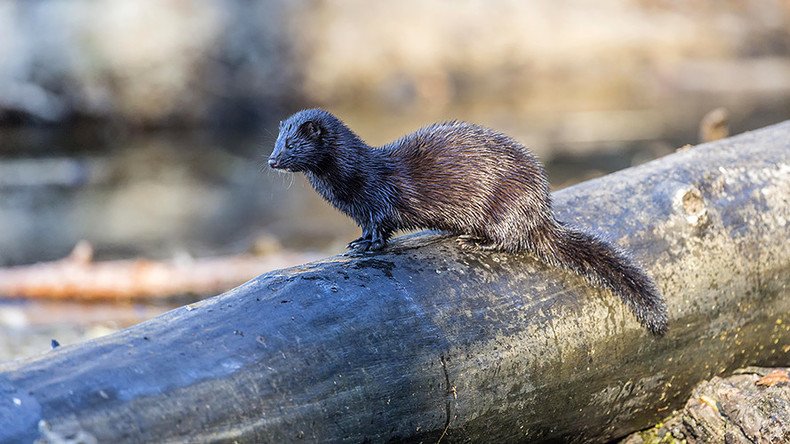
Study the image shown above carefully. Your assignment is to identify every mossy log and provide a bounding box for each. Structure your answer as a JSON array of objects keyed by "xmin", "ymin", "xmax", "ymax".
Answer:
[{"xmin": 1, "ymin": 122, "xmax": 789, "ymax": 443}]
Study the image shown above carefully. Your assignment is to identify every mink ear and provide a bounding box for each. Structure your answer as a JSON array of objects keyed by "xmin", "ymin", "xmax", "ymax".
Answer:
[{"xmin": 303, "ymin": 121, "xmax": 322, "ymax": 139}]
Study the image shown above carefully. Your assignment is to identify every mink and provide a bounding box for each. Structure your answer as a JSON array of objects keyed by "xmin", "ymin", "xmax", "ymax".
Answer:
[{"xmin": 268, "ymin": 109, "xmax": 668, "ymax": 335}]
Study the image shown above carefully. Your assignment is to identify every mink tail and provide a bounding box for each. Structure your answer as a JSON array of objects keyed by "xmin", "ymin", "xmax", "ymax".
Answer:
[{"xmin": 530, "ymin": 222, "xmax": 668, "ymax": 335}]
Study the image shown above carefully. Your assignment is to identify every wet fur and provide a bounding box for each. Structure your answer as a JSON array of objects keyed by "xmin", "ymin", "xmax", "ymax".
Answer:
[{"xmin": 269, "ymin": 109, "xmax": 668, "ymax": 335}]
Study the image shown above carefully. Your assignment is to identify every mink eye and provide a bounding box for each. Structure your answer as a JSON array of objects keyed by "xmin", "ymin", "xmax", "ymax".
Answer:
[{"xmin": 286, "ymin": 141, "xmax": 294, "ymax": 150}]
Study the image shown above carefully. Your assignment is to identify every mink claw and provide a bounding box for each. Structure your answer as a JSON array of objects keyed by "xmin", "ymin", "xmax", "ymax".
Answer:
[
  {"xmin": 456, "ymin": 235, "xmax": 482, "ymax": 251},
  {"xmin": 368, "ymin": 240, "xmax": 385, "ymax": 251},
  {"xmin": 347, "ymin": 238, "xmax": 373, "ymax": 254},
  {"xmin": 347, "ymin": 237, "xmax": 371, "ymax": 250}
]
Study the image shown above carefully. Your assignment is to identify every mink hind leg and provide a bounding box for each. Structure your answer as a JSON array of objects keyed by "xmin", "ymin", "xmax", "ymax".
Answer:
[{"xmin": 456, "ymin": 235, "xmax": 499, "ymax": 251}]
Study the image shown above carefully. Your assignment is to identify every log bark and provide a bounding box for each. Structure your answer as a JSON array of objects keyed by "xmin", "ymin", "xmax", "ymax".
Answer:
[
  {"xmin": 1, "ymin": 122, "xmax": 789, "ymax": 443},
  {"xmin": 0, "ymin": 241, "xmax": 320, "ymax": 301},
  {"xmin": 620, "ymin": 367, "xmax": 790, "ymax": 443}
]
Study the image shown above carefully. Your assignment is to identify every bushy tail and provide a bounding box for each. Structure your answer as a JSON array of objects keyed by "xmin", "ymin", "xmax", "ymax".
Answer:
[{"xmin": 533, "ymin": 223, "xmax": 668, "ymax": 335}]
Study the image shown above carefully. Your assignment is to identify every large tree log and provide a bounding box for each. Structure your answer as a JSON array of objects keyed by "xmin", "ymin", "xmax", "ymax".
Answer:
[{"xmin": 1, "ymin": 122, "xmax": 789, "ymax": 443}]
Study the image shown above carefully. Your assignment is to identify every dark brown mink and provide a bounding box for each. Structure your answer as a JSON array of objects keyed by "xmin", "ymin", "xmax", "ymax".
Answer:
[{"xmin": 268, "ymin": 109, "xmax": 668, "ymax": 335}]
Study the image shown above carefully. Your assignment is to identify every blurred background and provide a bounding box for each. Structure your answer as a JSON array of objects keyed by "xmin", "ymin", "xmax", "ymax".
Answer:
[{"xmin": 1, "ymin": 0, "xmax": 789, "ymax": 360}]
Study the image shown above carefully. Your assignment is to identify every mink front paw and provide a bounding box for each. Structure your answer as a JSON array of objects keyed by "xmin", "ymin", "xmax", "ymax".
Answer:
[
  {"xmin": 347, "ymin": 236, "xmax": 371, "ymax": 250},
  {"xmin": 347, "ymin": 239, "xmax": 372, "ymax": 253},
  {"xmin": 346, "ymin": 237, "xmax": 386, "ymax": 254},
  {"xmin": 368, "ymin": 239, "xmax": 385, "ymax": 251}
]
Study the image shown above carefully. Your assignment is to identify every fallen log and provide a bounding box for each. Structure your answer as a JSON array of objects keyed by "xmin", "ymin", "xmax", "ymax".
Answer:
[
  {"xmin": 621, "ymin": 367, "xmax": 790, "ymax": 443},
  {"xmin": 0, "ymin": 240, "xmax": 320, "ymax": 301},
  {"xmin": 1, "ymin": 122, "xmax": 789, "ymax": 443}
]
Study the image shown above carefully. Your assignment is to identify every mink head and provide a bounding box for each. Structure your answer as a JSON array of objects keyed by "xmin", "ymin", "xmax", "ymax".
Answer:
[{"xmin": 269, "ymin": 109, "xmax": 337, "ymax": 173}]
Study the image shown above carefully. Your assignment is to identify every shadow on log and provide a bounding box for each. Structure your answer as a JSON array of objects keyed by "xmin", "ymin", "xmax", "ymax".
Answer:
[{"xmin": 1, "ymin": 122, "xmax": 789, "ymax": 443}]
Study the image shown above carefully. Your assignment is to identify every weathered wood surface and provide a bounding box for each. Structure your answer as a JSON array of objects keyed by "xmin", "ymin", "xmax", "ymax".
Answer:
[
  {"xmin": 621, "ymin": 367, "xmax": 790, "ymax": 443},
  {"xmin": 0, "ymin": 240, "xmax": 319, "ymax": 301},
  {"xmin": 1, "ymin": 122, "xmax": 789, "ymax": 443}
]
